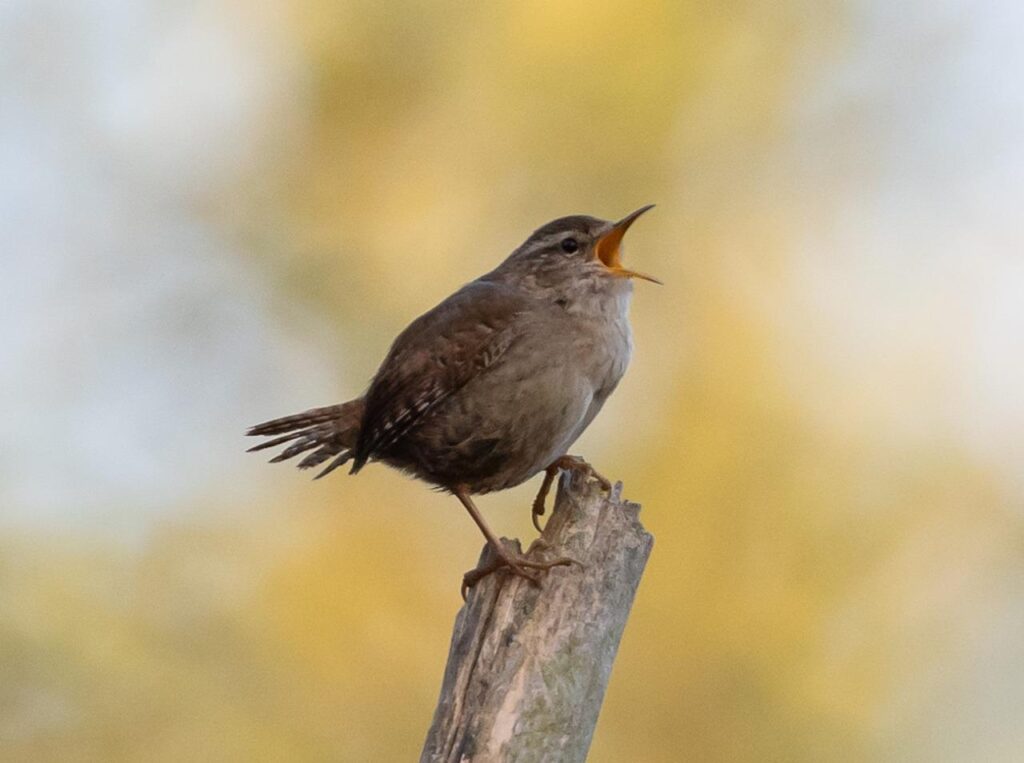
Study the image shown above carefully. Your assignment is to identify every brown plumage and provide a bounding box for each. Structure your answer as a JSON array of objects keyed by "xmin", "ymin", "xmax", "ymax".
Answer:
[
  {"xmin": 247, "ymin": 400, "xmax": 363, "ymax": 477},
  {"xmin": 247, "ymin": 206, "xmax": 657, "ymax": 594}
]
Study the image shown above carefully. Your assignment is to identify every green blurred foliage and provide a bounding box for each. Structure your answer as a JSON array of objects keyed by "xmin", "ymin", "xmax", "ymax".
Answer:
[{"xmin": 4, "ymin": 1, "xmax": 1022, "ymax": 761}]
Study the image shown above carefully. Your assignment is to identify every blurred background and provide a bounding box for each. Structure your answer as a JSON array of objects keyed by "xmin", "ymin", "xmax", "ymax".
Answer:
[{"xmin": 2, "ymin": 0, "xmax": 1023, "ymax": 760}]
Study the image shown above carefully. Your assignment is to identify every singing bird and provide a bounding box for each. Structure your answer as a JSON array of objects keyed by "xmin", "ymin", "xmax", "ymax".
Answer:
[{"xmin": 247, "ymin": 206, "xmax": 658, "ymax": 593}]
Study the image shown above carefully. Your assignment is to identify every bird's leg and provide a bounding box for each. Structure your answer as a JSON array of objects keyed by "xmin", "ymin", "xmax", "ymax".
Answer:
[
  {"xmin": 531, "ymin": 455, "xmax": 612, "ymax": 531},
  {"xmin": 530, "ymin": 464, "xmax": 560, "ymax": 532},
  {"xmin": 454, "ymin": 485, "xmax": 578, "ymax": 599}
]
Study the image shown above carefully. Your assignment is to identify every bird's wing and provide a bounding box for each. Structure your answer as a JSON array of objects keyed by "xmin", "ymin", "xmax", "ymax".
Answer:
[{"xmin": 351, "ymin": 280, "xmax": 530, "ymax": 472}]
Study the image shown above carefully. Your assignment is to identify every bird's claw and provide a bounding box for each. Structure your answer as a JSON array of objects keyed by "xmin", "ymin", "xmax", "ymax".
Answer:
[
  {"xmin": 461, "ymin": 557, "xmax": 539, "ymax": 600},
  {"xmin": 461, "ymin": 549, "xmax": 581, "ymax": 600},
  {"xmin": 554, "ymin": 455, "xmax": 612, "ymax": 492},
  {"xmin": 531, "ymin": 496, "xmax": 547, "ymax": 533},
  {"xmin": 531, "ymin": 456, "xmax": 610, "ymax": 533}
]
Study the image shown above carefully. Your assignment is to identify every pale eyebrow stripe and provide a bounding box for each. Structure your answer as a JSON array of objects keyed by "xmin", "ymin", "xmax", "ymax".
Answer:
[{"xmin": 525, "ymin": 232, "xmax": 573, "ymax": 254}]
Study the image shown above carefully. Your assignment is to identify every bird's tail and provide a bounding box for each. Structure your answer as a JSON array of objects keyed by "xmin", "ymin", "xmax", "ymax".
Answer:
[{"xmin": 246, "ymin": 399, "xmax": 365, "ymax": 479}]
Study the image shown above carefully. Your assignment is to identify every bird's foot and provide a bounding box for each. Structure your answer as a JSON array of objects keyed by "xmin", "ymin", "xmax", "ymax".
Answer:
[
  {"xmin": 531, "ymin": 455, "xmax": 612, "ymax": 532},
  {"xmin": 461, "ymin": 543, "xmax": 579, "ymax": 600},
  {"xmin": 555, "ymin": 455, "xmax": 612, "ymax": 491}
]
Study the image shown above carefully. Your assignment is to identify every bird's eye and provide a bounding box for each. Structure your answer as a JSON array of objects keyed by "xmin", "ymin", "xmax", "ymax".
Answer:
[{"xmin": 560, "ymin": 237, "xmax": 579, "ymax": 253}]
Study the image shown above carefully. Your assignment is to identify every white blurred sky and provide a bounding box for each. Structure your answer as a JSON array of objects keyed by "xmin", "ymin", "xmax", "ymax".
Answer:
[
  {"xmin": 0, "ymin": 0, "xmax": 337, "ymax": 533},
  {"xmin": 781, "ymin": 0, "xmax": 1024, "ymax": 489},
  {"xmin": 1, "ymin": 0, "xmax": 1022, "ymax": 534}
]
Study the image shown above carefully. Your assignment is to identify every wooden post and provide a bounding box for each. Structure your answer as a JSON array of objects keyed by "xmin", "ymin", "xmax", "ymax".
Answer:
[{"xmin": 421, "ymin": 472, "xmax": 654, "ymax": 763}]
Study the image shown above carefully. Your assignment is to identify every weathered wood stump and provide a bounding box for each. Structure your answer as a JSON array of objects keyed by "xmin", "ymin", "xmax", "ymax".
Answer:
[{"xmin": 421, "ymin": 471, "xmax": 654, "ymax": 763}]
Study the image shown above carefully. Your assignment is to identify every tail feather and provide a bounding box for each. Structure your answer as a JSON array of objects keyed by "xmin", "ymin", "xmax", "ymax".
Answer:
[
  {"xmin": 246, "ymin": 431, "xmax": 305, "ymax": 453},
  {"xmin": 269, "ymin": 436, "xmax": 322, "ymax": 463},
  {"xmin": 297, "ymin": 448, "xmax": 337, "ymax": 470},
  {"xmin": 246, "ymin": 399, "xmax": 365, "ymax": 478},
  {"xmin": 314, "ymin": 451, "xmax": 353, "ymax": 479},
  {"xmin": 247, "ymin": 404, "xmax": 348, "ymax": 437}
]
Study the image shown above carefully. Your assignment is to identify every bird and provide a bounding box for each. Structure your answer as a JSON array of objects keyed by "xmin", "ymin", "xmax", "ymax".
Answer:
[{"xmin": 247, "ymin": 205, "xmax": 658, "ymax": 595}]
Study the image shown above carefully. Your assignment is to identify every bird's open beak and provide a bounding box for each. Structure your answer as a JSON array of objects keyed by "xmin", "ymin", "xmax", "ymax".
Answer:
[{"xmin": 593, "ymin": 204, "xmax": 661, "ymax": 284}]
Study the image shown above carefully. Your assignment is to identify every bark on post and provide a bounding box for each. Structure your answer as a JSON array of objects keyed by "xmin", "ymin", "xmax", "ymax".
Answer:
[{"xmin": 421, "ymin": 471, "xmax": 654, "ymax": 763}]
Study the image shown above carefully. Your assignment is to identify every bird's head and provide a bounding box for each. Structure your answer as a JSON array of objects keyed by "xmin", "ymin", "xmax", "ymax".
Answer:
[{"xmin": 491, "ymin": 205, "xmax": 659, "ymax": 293}]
